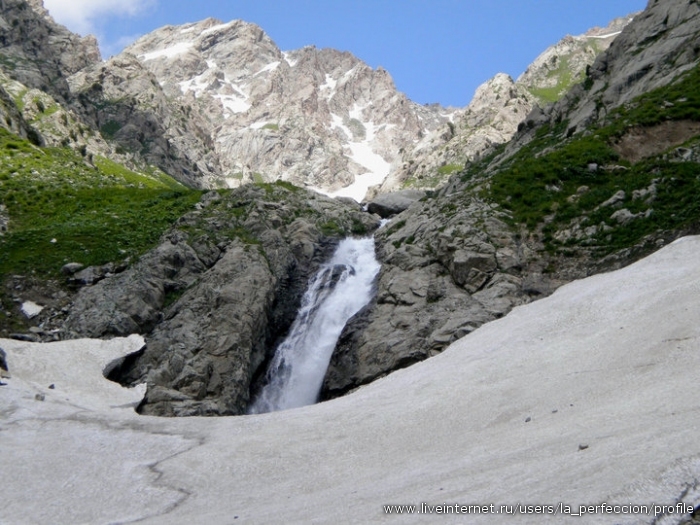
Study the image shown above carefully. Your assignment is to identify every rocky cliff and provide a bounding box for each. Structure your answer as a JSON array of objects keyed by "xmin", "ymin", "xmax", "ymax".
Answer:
[
  {"xmin": 0, "ymin": 0, "xmax": 100, "ymax": 102},
  {"xmin": 65, "ymin": 183, "xmax": 378, "ymax": 416},
  {"xmin": 518, "ymin": 14, "xmax": 636, "ymax": 105},
  {"xmin": 516, "ymin": 0, "xmax": 700, "ymax": 147}
]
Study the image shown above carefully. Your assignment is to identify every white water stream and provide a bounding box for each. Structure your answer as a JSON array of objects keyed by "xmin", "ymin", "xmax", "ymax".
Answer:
[{"xmin": 248, "ymin": 237, "xmax": 380, "ymax": 414}]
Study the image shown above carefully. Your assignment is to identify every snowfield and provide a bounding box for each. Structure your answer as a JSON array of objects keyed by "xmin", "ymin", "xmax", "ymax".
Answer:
[{"xmin": 2, "ymin": 237, "xmax": 700, "ymax": 524}]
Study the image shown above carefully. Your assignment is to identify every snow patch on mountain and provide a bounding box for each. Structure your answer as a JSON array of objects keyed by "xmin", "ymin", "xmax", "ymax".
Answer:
[
  {"xmin": 255, "ymin": 61, "xmax": 280, "ymax": 76},
  {"xmin": 201, "ymin": 21, "xmax": 236, "ymax": 36},
  {"xmin": 122, "ymin": 18, "xmax": 455, "ymax": 195},
  {"xmin": 282, "ymin": 51, "xmax": 298, "ymax": 67},
  {"xmin": 321, "ymin": 109, "xmax": 392, "ymax": 200}
]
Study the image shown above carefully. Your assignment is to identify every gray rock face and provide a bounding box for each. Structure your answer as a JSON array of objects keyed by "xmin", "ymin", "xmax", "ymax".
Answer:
[
  {"xmin": 0, "ymin": 0, "xmax": 100, "ymax": 103},
  {"xmin": 137, "ymin": 241, "xmax": 277, "ymax": 416},
  {"xmin": 517, "ymin": 14, "xmax": 636, "ymax": 105},
  {"xmin": 366, "ymin": 190, "xmax": 426, "ymax": 218},
  {"xmin": 322, "ymin": 0, "xmax": 696, "ymax": 401},
  {"xmin": 376, "ymin": 74, "xmax": 533, "ymax": 194},
  {"xmin": 321, "ymin": 192, "xmax": 564, "ymax": 399},
  {"xmin": 75, "ymin": 18, "xmax": 458, "ymax": 194},
  {"xmin": 65, "ymin": 185, "xmax": 380, "ymax": 416},
  {"xmin": 67, "ymin": 53, "xmax": 222, "ymax": 188}
]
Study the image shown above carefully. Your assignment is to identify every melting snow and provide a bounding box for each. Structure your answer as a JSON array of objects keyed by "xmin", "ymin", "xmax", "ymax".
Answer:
[
  {"xmin": 440, "ymin": 111, "xmax": 457, "ymax": 123},
  {"xmin": 4, "ymin": 238, "xmax": 700, "ymax": 523},
  {"xmin": 140, "ymin": 41, "xmax": 194, "ymax": 61},
  {"xmin": 348, "ymin": 103, "xmax": 366, "ymax": 122},
  {"xmin": 587, "ymin": 30, "xmax": 623, "ymax": 39},
  {"xmin": 215, "ymin": 92, "xmax": 250, "ymax": 115},
  {"xmin": 323, "ymin": 111, "xmax": 391, "ymax": 201},
  {"xmin": 178, "ymin": 62, "xmax": 250, "ymax": 115},
  {"xmin": 320, "ymin": 73, "xmax": 337, "ymax": 93},
  {"xmin": 201, "ymin": 21, "xmax": 235, "ymax": 36},
  {"xmin": 282, "ymin": 51, "xmax": 298, "ymax": 67},
  {"xmin": 255, "ymin": 61, "xmax": 280, "ymax": 76}
]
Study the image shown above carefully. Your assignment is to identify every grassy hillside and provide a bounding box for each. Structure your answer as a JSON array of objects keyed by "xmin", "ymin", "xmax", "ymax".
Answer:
[
  {"xmin": 479, "ymin": 63, "xmax": 700, "ymax": 256},
  {"xmin": 0, "ymin": 129, "xmax": 201, "ymax": 278}
]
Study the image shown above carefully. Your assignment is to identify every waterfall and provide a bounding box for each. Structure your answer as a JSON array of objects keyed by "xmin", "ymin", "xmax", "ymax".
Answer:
[{"xmin": 248, "ymin": 237, "xmax": 380, "ymax": 414}]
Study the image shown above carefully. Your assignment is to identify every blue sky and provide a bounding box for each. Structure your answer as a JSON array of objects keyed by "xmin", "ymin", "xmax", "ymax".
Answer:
[{"xmin": 43, "ymin": 0, "xmax": 646, "ymax": 107}]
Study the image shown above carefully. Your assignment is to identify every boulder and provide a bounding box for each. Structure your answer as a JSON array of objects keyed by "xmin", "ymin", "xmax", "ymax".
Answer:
[
  {"xmin": 366, "ymin": 190, "xmax": 426, "ymax": 218},
  {"xmin": 61, "ymin": 262, "xmax": 84, "ymax": 275}
]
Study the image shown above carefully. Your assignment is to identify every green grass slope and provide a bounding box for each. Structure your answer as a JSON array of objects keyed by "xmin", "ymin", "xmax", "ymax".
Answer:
[
  {"xmin": 0, "ymin": 129, "xmax": 201, "ymax": 278},
  {"xmin": 477, "ymin": 64, "xmax": 700, "ymax": 256}
]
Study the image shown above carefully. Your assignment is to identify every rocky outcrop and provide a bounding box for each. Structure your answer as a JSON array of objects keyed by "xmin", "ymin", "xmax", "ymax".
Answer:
[
  {"xmin": 0, "ymin": 2, "xmax": 122, "ymax": 159},
  {"xmin": 321, "ymin": 189, "xmax": 566, "ymax": 398},
  {"xmin": 68, "ymin": 53, "xmax": 222, "ymax": 187},
  {"xmin": 517, "ymin": 14, "xmax": 636, "ymax": 105},
  {"xmin": 375, "ymin": 74, "xmax": 533, "ymax": 193},
  {"xmin": 66, "ymin": 184, "xmax": 380, "ymax": 416},
  {"xmin": 0, "ymin": 0, "xmax": 100, "ymax": 103},
  {"xmin": 518, "ymin": 0, "xmax": 700, "ymax": 143},
  {"xmin": 366, "ymin": 190, "xmax": 426, "ymax": 218},
  {"xmin": 323, "ymin": 0, "xmax": 700, "ymax": 399}
]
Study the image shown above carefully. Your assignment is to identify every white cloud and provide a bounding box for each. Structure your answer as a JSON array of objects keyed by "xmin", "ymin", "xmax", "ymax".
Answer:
[{"xmin": 43, "ymin": 0, "xmax": 156, "ymax": 36}]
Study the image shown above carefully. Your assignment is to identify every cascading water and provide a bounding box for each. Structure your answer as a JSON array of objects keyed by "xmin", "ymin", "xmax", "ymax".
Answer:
[{"xmin": 248, "ymin": 237, "xmax": 380, "ymax": 414}]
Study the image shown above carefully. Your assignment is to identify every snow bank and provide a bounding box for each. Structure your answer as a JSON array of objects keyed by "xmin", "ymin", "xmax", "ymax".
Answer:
[{"xmin": 2, "ymin": 238, "xmax": 700, "ymax": 524}]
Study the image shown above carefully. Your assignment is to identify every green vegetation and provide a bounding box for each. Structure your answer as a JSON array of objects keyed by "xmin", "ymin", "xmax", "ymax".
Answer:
[
  {"xmin": 486, "ymin": 64, "xmax": 700, "ymax": 255},
  {"xmin": 351, "ymin": 218, "xmax": 368, "ymax": 235},
  {"xmin": 385, "ymin": 219, "xmax": 406, "ymax": 235},
  {"xmin": 254, "ymin": 179, "xmax": 301, "ymax": 195},
  {"xmin": 262, "ymin": 123, "xmax": 279, "ymax": 131},
  {"xmin": 320, "ymin": 219, "xmax": 344, "ymax": 236},
  {"xmin": 0, "ymin": 128, "xmax": 199, "ymax": 278},
  {"xmin": 605, "ymin": 65, "xmax": 700, "ymax": 133},
  {"xmin": 437, "ymin": 164, "xmax": 463, "ymax": 176},
  {"xmin": 528, "ymin": 56, "xmax": 577, "ymax": 104},
  {"xmin": 99, "ymin": 120, "xmax": 122, "ymax": 139}
]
